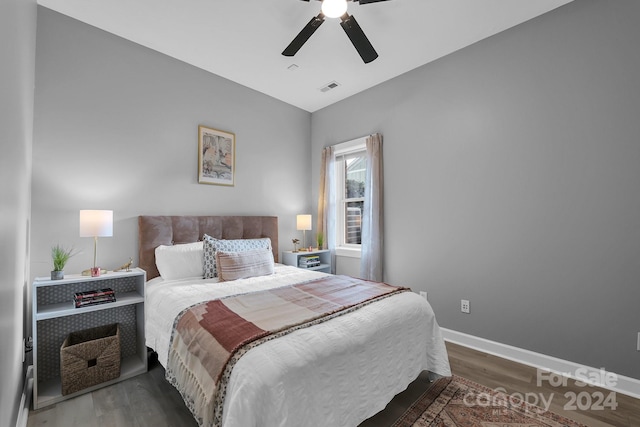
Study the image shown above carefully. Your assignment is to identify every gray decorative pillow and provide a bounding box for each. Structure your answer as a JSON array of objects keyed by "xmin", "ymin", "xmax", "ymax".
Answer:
[
  {"xmin": 203, "ymin": 234, "xmax": 272, "ymax": 278},
  {"xmin": 203, "ymin": 234, "xmax": 218, "ymax": 279}
]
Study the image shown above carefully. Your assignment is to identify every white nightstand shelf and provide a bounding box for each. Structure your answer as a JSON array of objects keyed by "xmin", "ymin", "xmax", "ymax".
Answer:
[
  {"xmin": 282, "ymin": 249, "xmax": 332, "ymax": 274},
  {"xmin": 32, "ymin": 268, "xmax": 148, "ymax": 409}
]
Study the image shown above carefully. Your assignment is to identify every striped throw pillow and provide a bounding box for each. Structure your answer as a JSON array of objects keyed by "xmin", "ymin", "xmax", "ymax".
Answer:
[{"xmin": 215, "ymin": 248, "xmax": 275, "ymax": 282}]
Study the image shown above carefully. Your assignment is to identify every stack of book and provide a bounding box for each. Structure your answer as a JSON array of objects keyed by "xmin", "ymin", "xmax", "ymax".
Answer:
[
  {"xmin": 74, "ymin": 288, "xmax": 116, "ymax": 308},
  {"xmin": 299, "ymin": 255, "xmax": 321, "ymax": 268}
]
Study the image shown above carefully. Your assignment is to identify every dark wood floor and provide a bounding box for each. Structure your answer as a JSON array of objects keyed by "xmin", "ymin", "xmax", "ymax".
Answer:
[
  {"xmin": 446, "ymin": 342, "xmax": 640, "ymax": 427},
  {"xmin": 28, "ymin": 361, "xmax": 198, "ymax": 427},
  {"xmin": 28, "ymin": 342, "xmax": 639, "ymax": 426}
]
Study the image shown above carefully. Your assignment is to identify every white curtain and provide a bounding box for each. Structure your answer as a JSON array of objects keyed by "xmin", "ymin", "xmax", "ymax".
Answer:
[
  {"xmin": 317, "ymin": 145, "xmax": 336, "ymax": 273},
  {"xmin": 360, "ymin": 133, "xmax": 383, "ymax": 281}
]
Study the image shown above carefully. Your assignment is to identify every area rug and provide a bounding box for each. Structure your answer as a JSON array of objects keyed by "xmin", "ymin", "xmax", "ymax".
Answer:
[{"xmin": 392, "ymin": 375, "xmax": 587, "ymax": 427}]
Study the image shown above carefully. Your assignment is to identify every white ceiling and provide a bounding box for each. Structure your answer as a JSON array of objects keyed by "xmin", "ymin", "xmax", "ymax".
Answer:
[{"xmin": 37, "ymin": 0, "xmax": 573, "ymax": 112}]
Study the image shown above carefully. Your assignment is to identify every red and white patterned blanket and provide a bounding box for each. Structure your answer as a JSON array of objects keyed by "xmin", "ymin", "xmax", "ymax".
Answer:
[{"xmin": 166, "ymin": 275, "xmax": 408, "ymax": 427}]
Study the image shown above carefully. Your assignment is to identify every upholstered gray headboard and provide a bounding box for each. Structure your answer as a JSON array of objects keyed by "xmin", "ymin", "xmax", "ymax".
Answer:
[{"xmin": 138, "ymin": 215, "xmax": 279, "ymax": 280}]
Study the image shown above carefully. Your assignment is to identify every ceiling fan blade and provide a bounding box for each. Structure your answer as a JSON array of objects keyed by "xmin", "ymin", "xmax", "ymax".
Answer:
[
  {"xmin": 354, "ymin": 0, "xmax": 390, "ymax": 4},
  {"xmin": 282, "ymin": 13, "xmax": 325, "ymax": 57},
  {"xmin": 339, "ymin": 13, "xmax": 378, "ymax": 63}
]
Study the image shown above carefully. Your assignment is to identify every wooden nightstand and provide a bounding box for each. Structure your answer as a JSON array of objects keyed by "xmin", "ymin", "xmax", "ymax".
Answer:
[
  {"xmin": 281, "ymin": 249, "xmax": 332, "ymax": 274},
  {"xmin": 32, "ymin": 268, "xmax": 147, "ymax": 409}
]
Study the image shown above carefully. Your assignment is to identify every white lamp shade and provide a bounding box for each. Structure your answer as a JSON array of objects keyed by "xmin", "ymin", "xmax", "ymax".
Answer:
[
  {"xmin": 79, "ymin": 210, "xmax": 113, "ymax": 237},
  {"xmin": 296, "ymin": 214, "xmax": 312, "ymax": 231}
]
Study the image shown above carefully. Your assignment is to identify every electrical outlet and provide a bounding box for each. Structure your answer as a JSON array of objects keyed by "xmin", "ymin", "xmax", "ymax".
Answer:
[
  {"xmin": 461, "ymin": 299, "xmax": 470, "ymax": 314},
  {"xmin": 419, "ymin": 291, "xmax": 428, "ymax": 301},
  {"xmin": 23, "ymin": 337, "xmax": 33, "ymax": 363}
]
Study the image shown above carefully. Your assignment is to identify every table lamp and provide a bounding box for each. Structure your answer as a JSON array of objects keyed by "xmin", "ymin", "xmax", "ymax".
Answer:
[
  {"xmin": 80, "ymin": 210, "xmax": 113, "ymax": 276},
  {"xmin": 296, "ymin": 214, "xmax": 312, "ymax": 251}
]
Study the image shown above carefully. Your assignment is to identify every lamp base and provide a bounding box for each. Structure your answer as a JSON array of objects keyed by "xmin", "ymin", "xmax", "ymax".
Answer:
[{"xmin": 82, "ymin": 267, "xmax": 107, "ymax": 277}]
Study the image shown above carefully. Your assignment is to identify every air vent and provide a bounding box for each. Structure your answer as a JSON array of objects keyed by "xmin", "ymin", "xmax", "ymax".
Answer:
[{"xmin": 320, "ymin": 81, "xmax": 340, "ymax": 93}]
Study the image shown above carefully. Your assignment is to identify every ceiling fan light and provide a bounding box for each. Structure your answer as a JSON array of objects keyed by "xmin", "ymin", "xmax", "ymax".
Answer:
[{"xmin": 321, "ymin": 0, "xmax": 348, "ymax": 19}]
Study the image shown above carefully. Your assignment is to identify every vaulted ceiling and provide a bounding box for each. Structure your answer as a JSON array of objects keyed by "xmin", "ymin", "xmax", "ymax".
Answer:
[{"xmin": 37, "ymin": 0, "xmax": 573, "ymax": 112}]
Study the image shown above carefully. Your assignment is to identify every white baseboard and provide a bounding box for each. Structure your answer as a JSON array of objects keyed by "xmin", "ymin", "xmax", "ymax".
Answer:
[
  {"xmin": 442, "ymin": 328, "xmax": 640, "ymax": 399},
  {"xmin": 16, "ymin": 365, "xmax": 32, "ymax": 427}
]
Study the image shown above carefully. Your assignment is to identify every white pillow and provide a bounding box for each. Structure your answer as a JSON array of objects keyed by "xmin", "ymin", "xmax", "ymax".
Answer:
[{"xmin": 155, "ymin": 241, "xmax": 204, "ymax": 280}]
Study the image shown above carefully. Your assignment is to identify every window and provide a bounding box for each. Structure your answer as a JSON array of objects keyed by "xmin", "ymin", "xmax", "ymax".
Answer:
[{"xmin": 335, "ymin": 138, "xmax": 367, "ymax": 252}]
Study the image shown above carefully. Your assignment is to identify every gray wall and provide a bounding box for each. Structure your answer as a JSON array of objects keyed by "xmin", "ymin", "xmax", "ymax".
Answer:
[
  {"xmin": 0, "ymin": 0, "xmax": 37, "ymax": 425},
  {"xmin": 311, "ymin": 0, "xmax": 640, "ymax": 380},
  {"xmin": 32, "ymin": 8, "xmax": 312, "ymax": 279}
]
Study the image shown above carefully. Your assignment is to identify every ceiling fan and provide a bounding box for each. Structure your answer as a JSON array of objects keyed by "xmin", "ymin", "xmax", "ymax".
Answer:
[{"xmin": 282, "ymin": 0, "xmax": 390, "ymax": 64}]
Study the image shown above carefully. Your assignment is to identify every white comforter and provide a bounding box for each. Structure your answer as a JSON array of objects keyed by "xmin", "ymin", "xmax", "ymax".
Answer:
[{"xmin": 145, "ymin": 264, "xmax": 451, "ymax": 427}]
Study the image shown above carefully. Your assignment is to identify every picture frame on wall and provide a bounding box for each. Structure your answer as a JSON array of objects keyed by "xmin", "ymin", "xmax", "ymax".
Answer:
[{"xmin": 198, "ymin": 125, "xmax": 235, "ymax": 186}]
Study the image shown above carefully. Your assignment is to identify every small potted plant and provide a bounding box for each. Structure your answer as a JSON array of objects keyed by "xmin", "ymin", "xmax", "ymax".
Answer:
[
  {"xmin": 51, "ymin": 244, "xmax": 77, "ymax": 280},
  {"xmin": 292, "ymin": 238, "xmax": 300, "ymax": 253},
  {"xmin": 316, "ymin": 231, "xmax": 324, "ymax": 250}
]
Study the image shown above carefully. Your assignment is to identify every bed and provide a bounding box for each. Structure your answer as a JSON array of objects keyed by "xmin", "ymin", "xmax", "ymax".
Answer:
[{"xmin": 139, "ymin": 215, "xmax": 451, "ymax": 427}]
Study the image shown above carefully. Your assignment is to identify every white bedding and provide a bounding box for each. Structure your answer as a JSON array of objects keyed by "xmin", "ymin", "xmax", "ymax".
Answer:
[{"xmin": 145, "ymin": 264, "xmax": 451, "ymax": 427}]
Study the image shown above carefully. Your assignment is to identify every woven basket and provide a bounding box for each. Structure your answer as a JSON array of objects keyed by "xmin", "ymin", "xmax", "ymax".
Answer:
[{"xmin": 60, "ymin": 323, "xmax": 121, "ymax": 395}]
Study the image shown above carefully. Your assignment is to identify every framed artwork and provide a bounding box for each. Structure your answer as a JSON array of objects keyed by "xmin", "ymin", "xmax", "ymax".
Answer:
[{"xmin": 198, "ymin": 125, "xmax": 235, "ymax": 186}]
